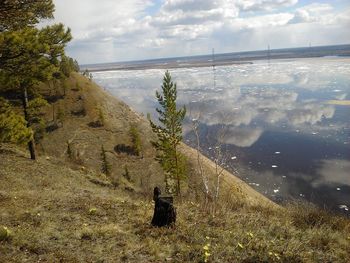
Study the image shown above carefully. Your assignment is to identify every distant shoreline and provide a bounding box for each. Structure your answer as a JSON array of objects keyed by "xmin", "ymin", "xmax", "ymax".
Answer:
[
  {"xmin": 86, "ymin": 60, "xmax": 253, "ymax": 72},
  {"xmin": 82, "ymin": 44, "xmax": 350, "ymax": 72}
]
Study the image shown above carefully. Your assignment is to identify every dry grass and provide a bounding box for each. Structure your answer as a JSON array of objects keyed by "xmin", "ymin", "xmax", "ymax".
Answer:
[
  {"xmin": 1, "ymin": 145, "xmax": 350, "ymax": 263},
  {"xmin": 1, "ymin": 74, "xmax": 349, "ymax": 262}
]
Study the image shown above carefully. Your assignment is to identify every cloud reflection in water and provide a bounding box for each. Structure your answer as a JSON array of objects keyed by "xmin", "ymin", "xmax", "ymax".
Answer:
[{"xmin": 93, "ymin": 58, "xmax": 350, "ymax": 210}]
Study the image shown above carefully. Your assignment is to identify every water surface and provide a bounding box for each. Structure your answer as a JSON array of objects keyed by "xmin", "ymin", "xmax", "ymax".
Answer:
[{"xmin": 93, "ymin": 57, "xmax": 350, "ymax": 213}]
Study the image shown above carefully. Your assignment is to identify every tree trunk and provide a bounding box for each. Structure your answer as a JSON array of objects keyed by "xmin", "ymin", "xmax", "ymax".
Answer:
[
  {"xmin": 151, "ymin": 187, "xmax": 176, "ymax": 227},
  {"xmin": 22, "ymin": 86, "xmax": 36, "ymax": 160}
]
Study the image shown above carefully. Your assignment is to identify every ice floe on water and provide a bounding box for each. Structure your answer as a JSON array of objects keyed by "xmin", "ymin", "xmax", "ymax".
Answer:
[
  {"xmin": 339, "ymin": 205, "xmax": 349, "ymax": 211},
  {"xmin": 274, "ymin": 151, "xmax": 281, "ymax": 154},
  {"xmin": 271, "ymin": 165, "xmax": 278, "ymax": 168}
]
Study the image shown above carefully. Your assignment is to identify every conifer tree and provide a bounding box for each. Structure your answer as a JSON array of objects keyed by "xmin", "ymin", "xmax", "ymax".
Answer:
[
  {"xmin": 0, "ymin": 25, "xmax": 71, "ymax": 159},
  {"xmin": 149, "ymin": 71, "xmax": 187, "ymax": 195},
  {"xmin": 0, "ymin": 0, "xmax": 72, "ymax": 160},
  {"xmin": 129, "ymin": 124, "xmax": 142, "ymax": 156},
  {"xmin": 100, "ymin": 145, "xmax": 111, "ymax": 176},
  {"xmin": 0, "ymin": 0, "xmax": 54, "ymax": 32},
  {"xmin": 0, "ymin": 98, "xmax": 32, "ymax": 144}
]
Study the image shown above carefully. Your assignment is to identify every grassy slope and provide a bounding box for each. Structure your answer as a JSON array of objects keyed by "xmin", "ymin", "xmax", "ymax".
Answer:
[
  {"xmin": 1, "ymin": 73, "xmax": 349, "ymax": 262},
  {"xmin": 38, "ymin": 73, "xmax": 274, "ymax": 207},
  {"xmin": 1, "ymin": 145, "xmax": 349, "ymax": 262}
]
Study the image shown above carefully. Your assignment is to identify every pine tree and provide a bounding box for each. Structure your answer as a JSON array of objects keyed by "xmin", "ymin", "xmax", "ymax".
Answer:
[
  {"xmin": 0, "ymin": 0, "xmax": 54, "ymax": 32},
  {"xmin": 0, "ymin": 4, "xmax": 72, "ymax": 160},
  {"xmin": 0, "ymin": 98, "xmax": 33, "ymax": 144},
  {"xmin": 100, "ymin": 145, "xmax": 111, "ymax": 176},
  {"xmin": 129, "ymin": 124, "xmax": 142, "ymax": 156},
  {"xmin": 149, "ymin": 71, "xmax": 187, "ymax": 195}
]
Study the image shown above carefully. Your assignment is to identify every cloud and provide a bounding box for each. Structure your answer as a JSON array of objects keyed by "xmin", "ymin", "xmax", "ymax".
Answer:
[
  {"xmin": 287, "ymin": 104, "xmax": 335, "ymax": 125},
  {"xmin": 289, "ymin": 3, "xmax": 333, "ymax": 24},
  {"xmin": 237, "ymin": 0, "xmax": 298, "ymax": 12},
  {"xmin": 49, "ymin": 0, "xmax": 350, "ymax": 63},
  {"xmin": 219, "ymin": 127, "xmax": 263, "ymax": 147},
  {"xmin": 312, "ymin": 159, "xmax": 350, "ymax": 187}
]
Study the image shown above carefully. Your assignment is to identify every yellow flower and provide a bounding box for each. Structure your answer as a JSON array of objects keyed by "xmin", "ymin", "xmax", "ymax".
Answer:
[
  {"xmin": 247, "ymin": 232, "xmax": 254, "ymax": 238},
  {"xmin": 274, "ymin": 253, "xmax": 281, "ymax": 260},
  {"xmin": 205, "ymin": 251, "xmax": 211, "ymax": 257},
  {"xmin": 203, "ymin": 244, "xmax": 210, "ymax": 250},
  {"xmin": 206, "ymin": 236, "xmax": 210, "ymax": 240},
  {"xmin": 0, "ymin": 226, "xmax": 11, "ymax": 241},
  {"xmin": 89, "ymin": 208, "xmax": 97, "ymax": 214}
]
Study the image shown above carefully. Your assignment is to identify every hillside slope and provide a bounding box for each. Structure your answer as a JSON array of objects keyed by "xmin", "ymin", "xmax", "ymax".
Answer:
[
  {"xmin": 1, "ymin": 145, "xmax": 349, "ymax": 262},
  {"xmin": 38, "ymin": 72, "xmax": 274, "ymax": 207}
]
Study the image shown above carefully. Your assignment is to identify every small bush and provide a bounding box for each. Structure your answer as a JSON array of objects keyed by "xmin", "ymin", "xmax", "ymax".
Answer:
[
  {"xmin": 0, "ymin": 226, "xmax": 11, "ymax": 241},
  {"xmin": 114, "ymin": 144, "xmax": 136, "ymax": 156},
  {"xmin": 288, "ymin": 202, "xmax": 349, "ymax": 231},
  {"xmin": 123, "ymin": 165, "xmax": 131, "ymax": 181},
  {"xmin": 101, "ymin": 145, "xmax": 111, "ymax": 176},
  {"xmin": 129, "ymin": 124, "xmax": 142, "ymax": 156}
]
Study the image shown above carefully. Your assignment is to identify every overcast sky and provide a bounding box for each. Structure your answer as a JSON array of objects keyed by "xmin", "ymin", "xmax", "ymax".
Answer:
[{"xmin": 50, "ymin": 0, "xmax": 350, "ymax": 64}]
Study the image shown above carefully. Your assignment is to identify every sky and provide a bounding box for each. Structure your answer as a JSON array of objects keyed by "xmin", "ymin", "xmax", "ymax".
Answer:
[{"xmin": 49, "ymin": 0, "xmax": 350, "ymax": 64}]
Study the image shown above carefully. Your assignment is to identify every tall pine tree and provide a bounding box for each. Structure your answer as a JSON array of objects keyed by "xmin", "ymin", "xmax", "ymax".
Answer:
[
  {"xmin": 0, "ymin": 0, "xmax": 72, "ymax": 160},
  {"xmin": 0, "ymin": 98, "xmax": 32, "ymax": 144},
  {"xmin": 0, "ymin": 0, "xmax": 54, "ymax": 32},
  {"xmin": 149, "ymin": 71, "xmax": 187, "ymax": 195}
]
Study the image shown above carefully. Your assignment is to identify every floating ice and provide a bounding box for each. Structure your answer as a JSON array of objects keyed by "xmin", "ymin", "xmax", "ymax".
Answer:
[
  {"xmin": 272, "ymin": 165, "xmax": 278, "ymax": 168},
  {"xmin": 311, "ymin": 132, "xmax": 318, "ymax": 135},
  {"xmin": 339, "ymin": 205, "xmax": 349, "ymax": 211},
  {"xmin": 275, "ymin": 152, "xmax": 281, "ymax": 154}
]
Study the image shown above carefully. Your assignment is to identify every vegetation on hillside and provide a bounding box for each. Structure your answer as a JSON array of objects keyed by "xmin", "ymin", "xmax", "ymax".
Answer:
[
  {"xmin": 0, "ymin": 0, "xmax": 75, "ymax": 159},
  {"xmin": 0, "ymin": 147, "xmax": 349, "ymax": 262}
]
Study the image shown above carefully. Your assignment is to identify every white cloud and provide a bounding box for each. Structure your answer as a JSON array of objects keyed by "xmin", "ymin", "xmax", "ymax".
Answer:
[
  {"xmin": 237, "ymin": 0, "xmax": 298, "ymax": 12},
  {"xmin": 287, "ymin": 103, "xmax": 335, "ymax": 125},
  {"xmin": 219, "ymin": 127, "xmax": 263, "ymax": 147},
  {"xmin": 313, "ymin": 159, "xmax": 350, "ymax": 187},
  {"xmin": 289, "ymin": 3, "xmax": 333, "ymax": 24},
  {"xmin": 50, "ymin": 0, "xmax": 350, "ymax": 64}
]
